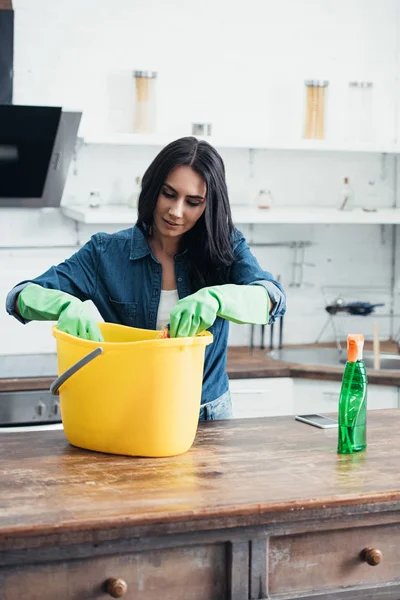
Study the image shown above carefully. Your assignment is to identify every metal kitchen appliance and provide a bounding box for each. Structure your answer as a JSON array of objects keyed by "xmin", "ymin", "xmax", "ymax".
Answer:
[
  {"xmin": 0, "ymin": 353, "xmax": 60, "ymax": 430},
  {"xmin": 325, "ymin": 300, "xmax": 385, "ymax": 316},
  {"xmin": 315, "ymin": 284, "xmax": 392, "ymax": 353},
  {"xmin": 0, "ymin": 104, "xmax": 81, "ymax": 208}
]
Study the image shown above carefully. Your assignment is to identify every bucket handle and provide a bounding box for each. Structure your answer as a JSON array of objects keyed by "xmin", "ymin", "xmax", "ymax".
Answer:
[{"xmin": 50, "ymin": 347, "xmax": 103, "ymax": 396}]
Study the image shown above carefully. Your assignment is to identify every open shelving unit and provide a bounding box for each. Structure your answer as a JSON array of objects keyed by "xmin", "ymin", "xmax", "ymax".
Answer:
[
  {"xmin": 81, "ymin": 133, "xmax": 399, "ymax": 154},
  {"xmin": 70, "ymin": 133, "xmax": 399, "ymax": 226},
  {"xmin": 62, "ymin": 205, "xmax": 400, "ymax": 226}
]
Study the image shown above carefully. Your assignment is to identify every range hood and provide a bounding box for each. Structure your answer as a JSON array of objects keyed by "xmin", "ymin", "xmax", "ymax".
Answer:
[{"xmin": 0, "ymin": 104, "xmax": 81, "ymax": 208}]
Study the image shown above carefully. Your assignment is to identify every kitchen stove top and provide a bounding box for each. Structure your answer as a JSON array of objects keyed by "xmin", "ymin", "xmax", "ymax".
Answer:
[{"xmin": 0, "ymin": 354, "xmax": 60, "ymax": 429}]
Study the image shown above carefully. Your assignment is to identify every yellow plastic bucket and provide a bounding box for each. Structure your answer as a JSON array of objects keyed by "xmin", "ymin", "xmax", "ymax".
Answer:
[{"xmin": 51, "ymin": 323, "xmax": 213, "ymax": 457}]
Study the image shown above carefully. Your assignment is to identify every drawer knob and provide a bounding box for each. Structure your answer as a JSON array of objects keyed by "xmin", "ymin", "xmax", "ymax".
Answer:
[
  {"xmin": 361, "ymin": 547, "xmax": 383, "ymax": 566},
  {"xmin": 105, "ymin": 577, "xmax": 128, "ymax": 597}
]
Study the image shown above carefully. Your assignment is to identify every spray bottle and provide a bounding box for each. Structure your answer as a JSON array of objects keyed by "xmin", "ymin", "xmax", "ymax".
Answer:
[{"xmin": 338, "ymin": 334, "xmax": 368, "ymax": 454}]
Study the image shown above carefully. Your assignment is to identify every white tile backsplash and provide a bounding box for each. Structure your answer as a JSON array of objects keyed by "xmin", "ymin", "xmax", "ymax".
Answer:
[{"xmin": 1, "ymin": 0, "xmax": 399, "ymax": 354}]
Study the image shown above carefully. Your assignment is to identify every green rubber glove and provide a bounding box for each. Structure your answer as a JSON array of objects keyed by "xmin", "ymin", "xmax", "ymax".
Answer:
[
  {"xmin": 17, "ymin": 283, "xmax": 104, "ymax": 342},
  {"xmin": 170, "ymin": 284, "xmax": 270, "ymax": 338}
]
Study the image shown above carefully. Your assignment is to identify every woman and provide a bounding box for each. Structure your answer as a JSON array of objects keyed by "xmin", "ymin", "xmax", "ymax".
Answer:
[{"xmin": 6, "ymin": 137, "xmax": 286, "ymax": 420}]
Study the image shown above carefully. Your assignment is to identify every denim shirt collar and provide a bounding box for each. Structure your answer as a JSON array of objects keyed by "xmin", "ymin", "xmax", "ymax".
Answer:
[
  {"xmin": 129, "ymin": 225, "xmax": 188, "ymax": 261},
  {"xmin": 129, "ymin": 226, "xmax": 152, "ymax": 260}
]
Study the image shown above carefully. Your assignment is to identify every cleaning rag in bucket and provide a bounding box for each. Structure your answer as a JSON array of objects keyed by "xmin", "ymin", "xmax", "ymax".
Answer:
[{"xmin": 156, "ymin": 326, "xmax": 170, "ymax": 339}]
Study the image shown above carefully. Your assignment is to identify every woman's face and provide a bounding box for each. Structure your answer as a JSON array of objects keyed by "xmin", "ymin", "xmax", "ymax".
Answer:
[{"xmin": 153, "ymin": 165, "xmax": 206, "ymax": 239}]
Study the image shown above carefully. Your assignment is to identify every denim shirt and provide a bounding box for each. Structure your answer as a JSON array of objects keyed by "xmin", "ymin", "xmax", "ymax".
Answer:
[{"xmin": 6, "ymin": 226, "xmax": 286, "ymax": 404}]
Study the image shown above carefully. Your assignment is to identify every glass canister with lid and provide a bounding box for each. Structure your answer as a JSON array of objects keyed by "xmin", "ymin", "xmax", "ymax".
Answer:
[
  {"xmin": 303, "ymin": 80, "xmax": 329, "ymax": 140},
  {"xmin": 346, "ymin": 81, "xmax": 374, "ymax": 143},
  {"xmin": 133, "ymin": 70, "xmax": 157, "ymax": 133}
]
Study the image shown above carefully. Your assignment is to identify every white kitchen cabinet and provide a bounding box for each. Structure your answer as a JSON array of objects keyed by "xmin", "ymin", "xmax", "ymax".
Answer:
[
  {"xmin": 229, "ymin": 377, "xmax": 399, "ymax": 420},
  {"xmin": 293, "ymin": 379, "xmax": 399, "ymax": 415},
  {"xmin": 229, "ymin": 378, "xmax": 294, "ymax": 418}
]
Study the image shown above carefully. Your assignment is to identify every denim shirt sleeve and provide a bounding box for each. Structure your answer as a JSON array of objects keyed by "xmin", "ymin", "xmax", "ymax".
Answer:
[
  {"xmin": 6, "ymin": 235, "xmax": 101, "ymax": 324},
  {"xmin": 230, "ymin": 231, "xmax": 286, "ymax": 324}
]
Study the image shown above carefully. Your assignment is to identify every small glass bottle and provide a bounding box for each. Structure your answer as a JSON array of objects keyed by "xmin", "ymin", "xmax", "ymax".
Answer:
[
  {"xmin": 337, "ymin": 334, "xmax": 368, "ymax": 455},
  {"xmin": 133, "ymin": 70, "xmax": 157, "ymax": 133},
  {"xmin": 338, "ymin": 177, "xmax": 355, "ymax": 211}
]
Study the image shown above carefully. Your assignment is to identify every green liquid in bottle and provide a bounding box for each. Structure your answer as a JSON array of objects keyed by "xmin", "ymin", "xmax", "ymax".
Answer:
[{"xmin": 337, "ymin": 359, "xmax": 367, "ymax": 454}]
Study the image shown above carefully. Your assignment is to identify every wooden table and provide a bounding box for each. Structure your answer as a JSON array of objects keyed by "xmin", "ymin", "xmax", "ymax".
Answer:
[{"xmin": 2, "ymin": 410, "xmax": 400, "ymax": 599}]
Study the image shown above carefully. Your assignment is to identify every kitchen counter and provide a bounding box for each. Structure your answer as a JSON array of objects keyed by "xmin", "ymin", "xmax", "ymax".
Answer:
[
  {"xmin": 1, "ymin": 342, "xmax": 400, "ymax": 393},
  {"xmin": 227, "ymin": 341, "xmax": 400, "ymax": 386},
  {"xmin": 2, "ymin": 410, "xmax": 400, "ymax": 599},
  {"xmin": 227, "ymin": 342, "xmax": 400, "ymax": 386}
]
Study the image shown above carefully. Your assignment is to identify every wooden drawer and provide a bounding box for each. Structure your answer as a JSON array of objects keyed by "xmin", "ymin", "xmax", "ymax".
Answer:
[
  {"xmin": 269, "ymin": 523, "xmax": 400, "ymax": 595},
  {"xmin": 0, "ymin": 544, "xmax": 227, "ymax": 600}
]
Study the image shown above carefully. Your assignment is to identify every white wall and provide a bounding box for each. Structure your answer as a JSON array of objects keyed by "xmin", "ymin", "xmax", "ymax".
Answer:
[
  {"xmin": 1, "ymin": 0, "xmax": 399, "ymax": 355},
  {"xmin": 11, "ymin": 0, "xmax": 400, "ymax": 144}
]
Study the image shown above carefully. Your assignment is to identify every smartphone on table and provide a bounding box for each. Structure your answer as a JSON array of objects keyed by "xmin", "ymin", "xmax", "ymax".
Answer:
[{"xmin": 295, "ymin": 414, "xmax": 338, "ymax": 429}]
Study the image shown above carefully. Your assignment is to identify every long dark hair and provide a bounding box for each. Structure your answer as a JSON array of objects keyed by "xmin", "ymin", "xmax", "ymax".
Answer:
[{"xmin": 137, "ymin": 136, "xmax": 235, "ymax": 290}]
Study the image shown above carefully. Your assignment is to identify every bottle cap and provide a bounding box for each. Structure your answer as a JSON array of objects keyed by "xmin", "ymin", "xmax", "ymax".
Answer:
[{"xmin": 347, "ymin": 334, "xmax": 364, "ymax": 362}]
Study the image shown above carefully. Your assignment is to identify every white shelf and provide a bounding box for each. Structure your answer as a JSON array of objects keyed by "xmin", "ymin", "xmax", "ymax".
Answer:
[
  {"xmin": 63, "ymin": 206, "xmax": 138, "ymax": 224},
  {"xmin": 62, "ymin": 205, "xmax": 400, "ymax": 226},
  {"xmin": 82, "ymin": 133, "xmax": 399, "ymax": 154},
  {"xmin": 233, "ymin": 207, "xmax": 400, "ymax": 224}
]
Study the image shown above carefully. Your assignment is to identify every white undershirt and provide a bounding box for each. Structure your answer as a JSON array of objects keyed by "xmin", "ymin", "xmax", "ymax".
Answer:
[{"xmin": 156, "ymin": 289, "xmax": 179, "ymax": 330}]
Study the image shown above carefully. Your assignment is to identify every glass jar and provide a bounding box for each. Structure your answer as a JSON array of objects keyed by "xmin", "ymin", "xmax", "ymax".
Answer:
[
  {"xmin": 87, "ymin": 191, "xmax": 103, "ymax": 209},
  {"xmin": 346, "ymin": 81, "xmax": 373, "ymax": 143},
  {"xmin": 254, "ymin": 189, "xmax": 275, "ymax": 210},
  {"xmin": 303, "ymin": 80, "xmax": 329, "ymax": 139},
  {"xmin": 133, "ymin": 70, "xmax": 157, "ymax": 133},
  {"xmin": 127, "ymin": 175, "xmax": 142, "ymax": 209},
  {"xmin": 363, "ymin": 180, "xmax": 378, "ymax": 212},
  {"xmin": 192, "ymin": 123, "xmax": 212, "ymax": 136}
]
